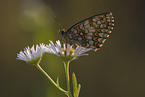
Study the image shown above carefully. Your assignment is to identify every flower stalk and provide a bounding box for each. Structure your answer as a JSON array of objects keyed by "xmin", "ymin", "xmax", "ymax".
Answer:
[
  {"xmin": 36, "ymin": 63, "xmax": 67, "ymax": 94},
  {"xmin": 64, "ymin": 61, "xmax": 72, "ymax": 97}
]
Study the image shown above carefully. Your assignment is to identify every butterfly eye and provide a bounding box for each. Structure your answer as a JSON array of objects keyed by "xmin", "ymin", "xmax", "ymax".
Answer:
[
  {"xmin": 59, "ymin": 30, "xmax": 67, "ymax": 42},
  {"xmin": 60, "ymin": 31, "xmax": 65, "ymax": 36},
  {"xmin": 59, "ymin": 29, "xmax": 66, "ymax": 36}
]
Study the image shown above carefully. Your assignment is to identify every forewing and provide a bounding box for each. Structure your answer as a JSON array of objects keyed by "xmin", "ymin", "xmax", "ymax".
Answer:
[{"xmin": 66, "ymin": 12, "xmax": 114, "ymax": 51}]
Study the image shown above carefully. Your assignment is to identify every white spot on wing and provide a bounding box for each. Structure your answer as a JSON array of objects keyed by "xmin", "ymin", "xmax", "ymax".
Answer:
[
  {"xmin": 73, "ymin": 29, "xmax": 77, "ymax": 34},
  {"xmin": 108, "ymin": 30, "xmax": 112, "ymax": 33},
  {"xmin": 98, "ymin": 33, "xmax": 104, "ymax": 37},
  {"xmin": 95, "ymin": 16, "xmax": 100, "ymax": 20},
  {"xmin": 111, "ymin": 20, "xmax": 114, "ymax": 22},
  {"xmin": 97, "ymin": 21, "xmax": 101, "ymax": 25},
  {"xmin": 107, "ymin": 19, "xmax": 111, "ymax": 22},
  {"xmin": 88, "ymin": 27, "xmax": 95, "ymax": 30},
  {"xmin": 89, "ymin": 41, "xmax": 94, "ymax": 45},
  {"xmin": 85, "ymin": 30, "xmax": 88, "ymax": 33},
  {"xmin": 85, "ymin": 24, "xmax": 90, "ymax": 28},
  {"xmin": 88, "ymin": 27, "xmax": 95, "ymax": 32},
  {"xmin": 101, "ymin": 29, "xmax": 107, "ymax": 32},
  {"xmin": 80, "ymin": 23, "xmax": 84, "ymax": 30},
  {"xmin": 84, "ymin": 20, "xmax": 89, "ymax": 26},
  {"xmin": 71, "ymin": 28, "xmax": 75, "ymax": 32},
  {"xmin": 87, "ymin": 36, "xmax": 92, "ymax": 39},
  {"xmin": 89, "ymin": 29, "xmax": 95, "ymax": 32},
  {"xmin": 92, "ymin": 18, "xmax": 97, "ymax": 21},
  {"xmin": 80, "ymin": 32, "xmax": 83, "ymax": 35},
  {"xmin": 99, "ymin": 33, "xmax": 108, "ymax": 37},
  {"xmin": 98, "ymin": 38, "xmax": 106, "ymax": 43},
  {"xmin": 100, "ymin": 24, "xmax": 106, "ymax": 28},
  {"xmin": 87, "ymin": 33, "xmax": 93, "ymax": 36},
  {"xmin": 99, "ymin": 44, "xmax": 103, "ymax": 47},
  {"xmin": 78, "ymin": 37, "xmax": 82, "ymax": 40}
]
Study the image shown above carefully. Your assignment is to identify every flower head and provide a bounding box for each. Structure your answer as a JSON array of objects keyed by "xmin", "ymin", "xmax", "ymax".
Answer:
[
  {"xmin": 16, "ymin": 43, "xmax": 47, "ymax": 64},
  {"xmin": 46, "ymin": 40, "xmax": 92, "ymax": 61}
]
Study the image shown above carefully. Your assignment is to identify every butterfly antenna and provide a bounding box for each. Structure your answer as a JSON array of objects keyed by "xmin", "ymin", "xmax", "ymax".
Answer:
[{"xmin": 54, "ymin": 16, "xmax": 64, "ymax": 30}]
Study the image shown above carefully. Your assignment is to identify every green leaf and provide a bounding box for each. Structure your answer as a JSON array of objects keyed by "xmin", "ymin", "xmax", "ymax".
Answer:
[
  {"xmin": 57, "ymin": 76, "xmax": 59, "ymax": 87},
  {"xmin": 72, "ymin": 73, "xmax": 78, "ymax": 97},
  {"xmin": 77, "ymin": 84, "xmax": 81, "ymax": 97}
]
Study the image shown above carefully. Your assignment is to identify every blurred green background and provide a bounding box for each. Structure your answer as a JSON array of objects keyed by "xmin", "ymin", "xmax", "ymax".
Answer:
[{"xmin": 0, "ymin": 0, "xmax": 145, "ymax": 97}]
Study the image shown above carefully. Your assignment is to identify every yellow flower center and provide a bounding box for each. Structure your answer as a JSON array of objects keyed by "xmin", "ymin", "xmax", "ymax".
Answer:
[
  {"xmin": 70, "ymin": 48, "xmax": 74, "ymax": 54},
  {"xmin": 59, "ymin": 47, "xmax": 76, "ymax": 62},
  {"xmin": 62, "ymin": 48, "xmax": 74, "ymax": 55}
]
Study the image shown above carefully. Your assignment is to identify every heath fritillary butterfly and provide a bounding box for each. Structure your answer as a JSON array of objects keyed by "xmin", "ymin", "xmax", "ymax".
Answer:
[{"xmin": 59, "ymin": 12, "xmax": 114, "ymax": 51}]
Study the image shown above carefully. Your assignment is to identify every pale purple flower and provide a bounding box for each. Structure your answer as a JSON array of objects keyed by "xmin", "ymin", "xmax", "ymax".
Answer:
[
  {"xmin": 46, "ymin": 40, "xmax": 92, "ymax": 59},
  {"xmin": 16, "ymin": 43, "xmax": 48, "ymax": 64}
]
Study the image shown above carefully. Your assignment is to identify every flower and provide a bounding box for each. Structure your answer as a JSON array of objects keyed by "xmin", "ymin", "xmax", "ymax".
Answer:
[
  {"xmin": 16, "ymin": 43, "xmax": 47, "ymax": 64},
  {"xmin": 46, "ymin": 40, "xmax": 92, "ymax": 61}
]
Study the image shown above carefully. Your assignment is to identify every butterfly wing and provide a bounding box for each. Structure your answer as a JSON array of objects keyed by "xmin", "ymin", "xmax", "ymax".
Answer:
[{"xmin": 66, "ymin": 12, "xmax": 114, "ymax": 51}]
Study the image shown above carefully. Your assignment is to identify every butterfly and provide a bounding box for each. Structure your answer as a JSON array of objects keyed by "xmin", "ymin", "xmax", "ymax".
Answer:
[{"xmin": 59, "ymin": 12, "xmax": 114, "ymax": 51}]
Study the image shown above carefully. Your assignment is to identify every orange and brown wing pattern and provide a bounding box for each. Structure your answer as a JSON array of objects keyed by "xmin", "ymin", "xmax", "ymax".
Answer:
[{"xmin": 66, "ymin": 12, "xmax": 114, "ymax": 51}]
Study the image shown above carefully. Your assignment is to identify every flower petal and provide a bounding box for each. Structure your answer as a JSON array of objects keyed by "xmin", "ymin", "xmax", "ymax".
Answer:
[
  {"xmin": 78, "ymin": 48, "xmax": 92, "ymax": 55},
  {"xmin": 76, "ymin": 54, "xmax": 89, "ymax": 57},
  {"xmin": 17, "ymin": 52, "xmax": 28, "ymax": 61},
  {"xmin": 72, "ymin": 46, "xmax": 82, "ymax": 56},
  {"xmin": 49, "ymin": 40, "xmax": 58, "ymax": 54},
  {"xmin": 67, "ymin": 44, "xmax": 70, "ymax": 56},
  {"xmin": 55, "ymin": 41, "xmax": 64, "ymax": 56}
]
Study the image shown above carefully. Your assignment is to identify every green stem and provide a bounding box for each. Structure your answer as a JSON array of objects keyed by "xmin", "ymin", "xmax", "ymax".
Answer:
[
  {"xmin": 36, "ymin": 64, "xmax": 67, "ymax": 94},
  {"xmin": 64, "ymin": 61, "xmax": 72, "ymax": 97}
]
